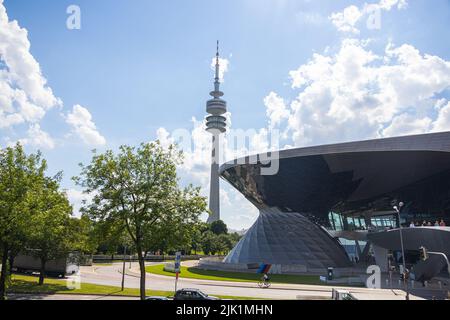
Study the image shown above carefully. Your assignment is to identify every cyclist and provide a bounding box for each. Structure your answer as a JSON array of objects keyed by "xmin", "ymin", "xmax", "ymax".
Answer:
[{"xmin": 262, "ymin": 273, "xmax": 270, "ymax": 285}]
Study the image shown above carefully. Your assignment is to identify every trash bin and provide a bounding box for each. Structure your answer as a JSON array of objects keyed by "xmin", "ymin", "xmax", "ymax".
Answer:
[{"xmin": 327, "ymin": 267, "xmax": 334, "ymax": 281}]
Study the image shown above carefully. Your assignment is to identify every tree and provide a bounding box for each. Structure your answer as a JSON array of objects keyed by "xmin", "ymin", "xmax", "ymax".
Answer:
[
  {"xmin": 75, "ymin": 142, "xmax": 207, "ymax": 300},
  {"xmin": 69, "ymin": 215, "xmax": 99, "ymax": 256},
  {"xmin": 0, "ymin": 144, "xmax": 46, "ymax": 300},
  {"xmin": 91, "ymin": 218, "xmax": 128, "ymax": 257},
  {"xmin": 210, "ymin": 220, "xmax": 228, "ymax": 235},
  {"xmin": 218, "ymin": 234, "xmax": 233, "ymax": 254},
  {"xmin": 27, "ymin": 175, "xmax": 74, "ymax": 285}
]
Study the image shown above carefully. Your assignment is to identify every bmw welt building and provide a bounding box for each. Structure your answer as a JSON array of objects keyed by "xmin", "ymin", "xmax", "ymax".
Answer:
[{"xmin": 219, "ymin": 132, "xmax": 450, "ymax": 277}]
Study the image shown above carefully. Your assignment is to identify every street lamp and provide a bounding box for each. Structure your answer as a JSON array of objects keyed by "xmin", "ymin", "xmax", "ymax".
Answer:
[{"xmin": 393, "ymin": 201, "xmax": 409, "ymax": 300}]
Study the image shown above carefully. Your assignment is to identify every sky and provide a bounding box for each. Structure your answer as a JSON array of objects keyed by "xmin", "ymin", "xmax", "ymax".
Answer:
[{"xmin": 1, "ymin": 0, "xmax": 450, "ymax": 230}]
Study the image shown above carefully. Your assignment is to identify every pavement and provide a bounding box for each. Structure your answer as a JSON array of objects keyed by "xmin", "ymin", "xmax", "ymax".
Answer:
[
  {"xmin": 60, "ymin": 262, "xmax": 426, "ymax": 300},
  {"xmin": 8, "ymin": 261, "xmax": 440, "ymax": 300}
]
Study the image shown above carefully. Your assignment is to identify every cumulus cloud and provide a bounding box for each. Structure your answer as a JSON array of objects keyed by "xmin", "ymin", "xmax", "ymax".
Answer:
[
  {"xmin": 0, "ymin": 0, "xmax": 61, "ymax": 130},
  {"xmin": 329, "ymin": 0, "xmax": 408, "ymax": 34},
  {"xmin": 66, "ymin": 105, "xmax": 106, "ymax": 146},
  {"xmin": 17, "ymin": 124, "xmax": 55, "ymax": 150},
  {"xmin": 264, "ymin": 92, "xmax": 289, "ymax": 128},
  {"xmin": 0, "ymin": 1, "xmax": 106, "ymax": 149},
  {"xmin": 282, "ymin": 39, "xmax": 450, "ymax": 146},
  {"xmin": 432, "ymin": 101, "xmax": 450, "ymax": 133},
  {"xmin": 329, "ymin": 5, "xmax": 363, "ymax": 34}
]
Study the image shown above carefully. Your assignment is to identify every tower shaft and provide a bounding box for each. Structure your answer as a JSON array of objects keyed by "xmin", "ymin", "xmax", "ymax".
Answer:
[{"xmin": 207, "ymin": 135, "xmax": 221, "ymax": 223}]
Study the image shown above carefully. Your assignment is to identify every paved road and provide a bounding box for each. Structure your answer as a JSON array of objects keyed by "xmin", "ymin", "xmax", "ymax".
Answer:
[{"xmin": 67, "ymin": 262, "xmax": 420, "ymax": 300}]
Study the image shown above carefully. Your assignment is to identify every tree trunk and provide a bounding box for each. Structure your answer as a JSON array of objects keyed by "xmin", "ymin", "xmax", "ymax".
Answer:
[
  {"xmin": 8, "ymin": 253, "xmax": 15, "ymax": 274},
  {"xmin": 0, "ymin": 244, "xmax": 9, "ymax": 300},
  {"xmin": 136, "ymin": 245, "xmax": 146, "ymax": 300},
  {"xmin": 38, "ymin": 259, "xmax": 46, "ymax": 286}
]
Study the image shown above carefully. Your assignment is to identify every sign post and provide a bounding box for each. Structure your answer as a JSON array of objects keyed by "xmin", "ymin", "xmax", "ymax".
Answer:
[{"xmin": 174, "ymin": 251, "xmax": 181, "ymax": 293}]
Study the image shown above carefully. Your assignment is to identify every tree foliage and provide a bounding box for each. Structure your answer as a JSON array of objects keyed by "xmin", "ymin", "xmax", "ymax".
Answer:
[
  {"xmin": 210, "ymin": 220, "xmax": 228, "ymax": 235},
  {"xmin": 75, "ymin": 141, "xmax": 207, "ymax": 300},
  {"xmin": 0, "ymin": 144, "xmax": 47, "ymax": 299},
  {"xmin": 26, "ymin": 175, "xmax": 74, "ymax": 285}
]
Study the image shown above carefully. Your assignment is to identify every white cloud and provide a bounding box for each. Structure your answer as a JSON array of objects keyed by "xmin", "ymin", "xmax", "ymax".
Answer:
[
  {"xmin": 329, "ymin": 0, "xmax": 408, "ymax": 34},
  {"xmin": 0, "ymin": 0, "xmax": 61, "ymax": 131},
  {"xmin": 264, "ymin": 91, "xmax": 289, "ymax": 128},
  {"xmin": 17, "ymin": 124, "xmax": 55, "ymax": 150},
  {"xmin": 0, "ymin": 1, "xmax": 105, "ymax": 149},
  {"xmin": 282, "ymin": 39, "xmax": 450, "ymax": 146},
  {"xmin": 66, "ymin": 105, "xmax": 106, "ymax": 146},
  {"xmin": 329, "ymin": 5, "xmax": 363, "ymax": 34},
  {"xmin": 431, "ymin": 101, "xmax": 450, "ymax": 132}
]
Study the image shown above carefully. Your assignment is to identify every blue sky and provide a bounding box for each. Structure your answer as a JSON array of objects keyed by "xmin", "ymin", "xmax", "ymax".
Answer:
[{"xmin": 1, "ymin": 0, "xmax": 450, "ymax": 229}]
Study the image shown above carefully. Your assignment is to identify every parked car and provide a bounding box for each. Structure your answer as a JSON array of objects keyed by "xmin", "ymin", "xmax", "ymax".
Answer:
[
  {"xmin": 174, "ymin": 288, "xmax": 219, "ymax": 300},
  {"xmin": 145, "ymin": 296, "xmax": 170, "ymax": 300}
]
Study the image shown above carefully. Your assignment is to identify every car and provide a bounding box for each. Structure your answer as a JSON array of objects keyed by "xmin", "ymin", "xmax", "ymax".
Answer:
[
  {"xmin": 145, "ymin": 296, "xmax": 170, "ymax": 300},
  {"xmin": 173, "ymin": 288, "xmax": 220, "ymax": 300}
]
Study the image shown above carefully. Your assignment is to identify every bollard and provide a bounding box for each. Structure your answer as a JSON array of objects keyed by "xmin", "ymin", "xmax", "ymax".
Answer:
[
  {"xmin": 411, "ymin": 280, "xmax": 414, "ymax": 288},
  {"xmin": 439, "ymin": 281, "xmax": 442, "ymax": 290}
]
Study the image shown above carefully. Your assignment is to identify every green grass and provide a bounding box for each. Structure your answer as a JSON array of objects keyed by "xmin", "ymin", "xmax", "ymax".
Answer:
[
  {"xmin": 9, "ymin": 274, "xmax": 171, "ymax": 297},
  {"xmin": 146, "ymin": 264, "xmax": 328, "ymax": 286},
  {"xmin": 7, "ymin": 274, "xmax": 254, "ymax": 300}
]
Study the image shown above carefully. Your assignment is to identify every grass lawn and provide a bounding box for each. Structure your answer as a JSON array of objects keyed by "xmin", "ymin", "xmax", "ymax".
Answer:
[
  {"xmin": 7, "ymin": 274, "xmax": 254, "ymax": 300},
  {"xmin": 146, "ymin": 264, "xmax": 328, "ymax": 286}
]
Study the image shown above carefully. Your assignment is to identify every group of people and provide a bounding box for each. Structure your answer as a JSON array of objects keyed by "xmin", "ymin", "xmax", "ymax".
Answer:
[{"xmin": 408, "ymin": 219, "xmax": 446, "ymax": 228}]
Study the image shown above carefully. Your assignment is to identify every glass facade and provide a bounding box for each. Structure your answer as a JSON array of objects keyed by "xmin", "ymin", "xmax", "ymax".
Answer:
[
  {"xmin": 220, "ymin": 132, "xmax": 450, "ymax": 268},
  {"xmin": 222, "ymin": 150, "xmax": 450, "ymax": 229}
]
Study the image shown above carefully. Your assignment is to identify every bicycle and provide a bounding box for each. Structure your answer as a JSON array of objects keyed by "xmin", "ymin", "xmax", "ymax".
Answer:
[{"xmin": 258, "ymin": 279, "xmax": 271, "ymax": 289}]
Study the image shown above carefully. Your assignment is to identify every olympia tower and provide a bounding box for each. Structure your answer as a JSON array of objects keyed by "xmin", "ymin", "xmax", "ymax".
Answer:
[{"xmin": 205, "ymin": 41, "xmax": 227, "ymax": 224}]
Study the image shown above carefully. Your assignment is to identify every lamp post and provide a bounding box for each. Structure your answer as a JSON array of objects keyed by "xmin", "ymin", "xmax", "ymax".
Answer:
[
  {"xmin": 121, "ymin": 245, "xmax": 127, "ymax": 291},
  {"xmin": 393, "ymin": 202, "xmax": 409, "ymax": 300}
]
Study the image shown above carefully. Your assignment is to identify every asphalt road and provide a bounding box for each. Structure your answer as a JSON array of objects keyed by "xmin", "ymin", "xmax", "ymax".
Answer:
[{"xmin": 65, "ymin": 262, "xmax": 418, "ymax": 300}]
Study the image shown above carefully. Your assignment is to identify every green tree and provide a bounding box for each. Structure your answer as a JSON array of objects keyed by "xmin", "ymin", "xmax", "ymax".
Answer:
[
  {"xmin": 0, "ymin": 144, "xmax": 46, "ymax": 300},
  {"xmin": 210, "ymin": 220, "xmax": 228, "ymax": 235},
  {"xmin": 218, "ymin": 234, "xmax": 233, "ymax": 254},
  {"xmin": 201, "ymin": 231, "xmax": 219, "ymax": 255},
  {"xmin": 75, "ymin": 142, "xmax": 207, "ymax": 300},
  {"xmin": 69, "ymin": 215, "xmax": 99, "ymax": 255},
  {"xmin": 92, "ymin": 218, "xmax": 128, "ymax": 257},
  {"xmin": 27, "ymin": 175, "xmax": 74, "ymax": 285}
]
